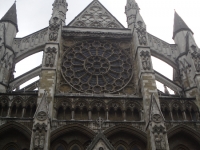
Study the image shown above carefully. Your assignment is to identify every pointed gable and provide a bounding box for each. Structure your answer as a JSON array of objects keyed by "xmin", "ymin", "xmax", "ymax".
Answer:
[
  {"xmin": 68, "ymin": 0, "xmax": 124, "ymax": 29},
  {"xmin": 86, "ymin": 131, "xmax": 115, "ymax": 150},
  {"xmin": 149, "ymin": 94, "xmax": 164, "ymax": 123},
  {"xmin": 173, "ymin": 11, "xmax": 193, "ymax": 39},
  {"xmin": 34, "ymin": 91, "xmax": 49, "ymax": 121},
  {"xmin": 0, "ymin": 3, "xmax": 18, "ymax": 32}
]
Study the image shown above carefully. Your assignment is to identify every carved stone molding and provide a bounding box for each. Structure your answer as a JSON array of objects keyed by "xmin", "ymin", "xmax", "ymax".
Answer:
[{"xmin": 62, "ymin": 31, "xmax": 132, "ymax": 39}]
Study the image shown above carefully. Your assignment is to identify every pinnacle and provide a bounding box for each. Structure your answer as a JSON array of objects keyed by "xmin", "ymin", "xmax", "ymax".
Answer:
[
  {"xmin": 0, "ymin": 2, "xmax": 18, "ymax": 32},
  {"xmin": 173, "ymin": 11, "xmax": 193, "ymax": 39}
]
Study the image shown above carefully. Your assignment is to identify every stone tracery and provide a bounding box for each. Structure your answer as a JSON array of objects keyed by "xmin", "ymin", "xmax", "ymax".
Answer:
[{"xmin": 61, "ymin": 40, "xmax": 133, "ymax": 93}]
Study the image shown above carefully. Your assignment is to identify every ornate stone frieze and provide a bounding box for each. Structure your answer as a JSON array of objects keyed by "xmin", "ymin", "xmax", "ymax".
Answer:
[
  {"xmin": 136, "ymin": 21, "xmax": 147, "ymax": 45},
  {"xmin": 140, "ymin": 51, "xmax": 151, "ymax": 70},
  {"xmin": 62, "ymin": 31, "xmax": 132, "ymax": 39},
  {"xmin": 49, "ymin": 17, "xmax": 60, "ymax": 41},
  {"xmin": 45, "ymin": 47, "xmax": 57, "ymax": 67},
  {"xmin": 69, "ymin": 0, "xmax": 124, "ymax": 29}
]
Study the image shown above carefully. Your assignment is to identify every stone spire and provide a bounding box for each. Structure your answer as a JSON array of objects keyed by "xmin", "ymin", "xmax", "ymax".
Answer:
[
  {"xmin": 52, "ymin": 0, "xmax": 68, "ymax": 25},
  {"xmin": 173, "ymin": 11, "xmax": 193, "ymax": 39},
  {"xmin": 0, "ymin": 2, "xmax": 18, "ymax": 32}
]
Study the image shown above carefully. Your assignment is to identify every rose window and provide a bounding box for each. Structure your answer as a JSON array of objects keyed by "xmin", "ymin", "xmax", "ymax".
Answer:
[{"xmin": 61, "ymin": 40, "xmax": 133, "ymax": 93}]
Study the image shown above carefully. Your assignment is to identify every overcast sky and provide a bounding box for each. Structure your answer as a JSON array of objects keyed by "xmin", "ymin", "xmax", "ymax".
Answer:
[{"xmin": 0, "ymin": 0, "xmax": 200, "ymax": 92}]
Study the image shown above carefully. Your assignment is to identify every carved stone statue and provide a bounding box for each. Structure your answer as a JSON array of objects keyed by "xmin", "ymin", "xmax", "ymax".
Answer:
[
  {"xmin": 140, "ymin": 51, "xmax": 151, "ymax": 70},
  {"xmin": 49, "ymin": 17, "xmax": 60, "ymax": 41},
  {"xmin": 155, "ymin": 134, "xmax": 166, "ymax": 150},
  {"xmin": 137, "ymin": 21, "xmax": 147, "ymax": 45},
  {"xmin": 39, "ymin": 133, "xmax": 45, "ymax": 148},
  {"xmin": 34, "ymin": 131, "xmax": 40, "ymax": 148},
  {"xmin": 45, "ymin": 47, "xmax": 57, "ymax": 67}
]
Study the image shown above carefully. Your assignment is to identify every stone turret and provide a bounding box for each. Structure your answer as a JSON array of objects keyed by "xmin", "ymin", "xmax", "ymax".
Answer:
[
  {"xmin": 172, "ymin": 11, "xmax": 200, "ymax": 97},
  {"xmin": 173, "ymin": 11, "xmax": 194, "ymax": 54},
  {"xmin": 0, "ymin": 2, "xmax": 18, "ymax": 93}
]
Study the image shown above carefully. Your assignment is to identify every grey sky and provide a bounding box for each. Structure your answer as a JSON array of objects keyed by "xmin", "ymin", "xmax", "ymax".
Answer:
[{"xmin": 0, "ymin": 0, "xmax": 199, "ymax": 92}]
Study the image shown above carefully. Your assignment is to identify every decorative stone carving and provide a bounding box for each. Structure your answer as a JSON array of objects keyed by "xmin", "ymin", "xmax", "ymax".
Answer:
[
  {"xmin": 136, "ymin": 21, "xmax": 147, "ymax": 45},
  {"xmin": 0, "ymin": 23, "xmax": 5, "ymax": 53},
  {"xmin": 49, "ymin": 17, "xmax": 60, "ymax": 41},
  {"xmin": 33, "ymin": 123, "xmax": 47, "ymax": 149},
  {"xmin": 152, "ymin": 114, "xmax": 162, "ymax": 123},
  {"xmin": 140, "ymin": 51, "xmax": 151, "ymax": 70},
  {"xmin": 69, "ymin": 1, "xmax": 123, "ymax": 29},
  {"xmin": 34, "ymin": 131, "xmax": 40, "ymax": 148},
  {"xmin": 61, "ymin": 40, "xmax": 133, "ymax": 93},
  {"xmin": 179, "ymin": 59, "xmax": 191, "ymax": 76},
  {"xmin": 37, "ymin": 111, "xmax": 48, "ymax": 121},
  {"xmin": 191, "ymin": 45, "xmax": 200, "ymax": 72},
  {"xmin": 96, "ymin": 117, "xmax": 104, "ymax": 129},
  {"xmin": 152, "ymin": 125, "xmax": 166, "ymax": 150},
  {"xmin": 45, "ymin": 47, "xmax": 57, "ymax": 67},
  {"xmin": 62, "ymin": 31, "xmax": 132, "ymax": 39}
]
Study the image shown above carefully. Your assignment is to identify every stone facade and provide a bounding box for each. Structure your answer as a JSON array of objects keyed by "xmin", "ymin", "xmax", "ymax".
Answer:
[{"xmin": 0, "ymin": 0, "xmax": 200, "ymax": 150}]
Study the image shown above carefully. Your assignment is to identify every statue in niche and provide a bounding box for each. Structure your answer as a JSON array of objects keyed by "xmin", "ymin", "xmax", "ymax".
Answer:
[
  {"xmin": 137, "ymin": 21, "xmax": 147, "ymax": 45},
  {"xmin": 140, "ymin": 51, "xmax": 151, "ymax": 70},
  {"xmin": 45, "ymin": 47, "xmax": 57, "ymax": 67},
  {"xmin": 34, "ymin": 131, "xmax": 40, "ymax": 148},
  {"xmin": 39, "ymin": 133, "xmax": 45, "ymax": 148},
  {"xmin": 49, "ymin": 17, "xmax": 60, "ymax": 41},
  {"xmin": 155, "ymin": 134, "xmax": 166, "ymax": 150}
]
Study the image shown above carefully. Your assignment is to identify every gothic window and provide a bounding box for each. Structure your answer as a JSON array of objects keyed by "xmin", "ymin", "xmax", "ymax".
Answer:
[
  {"xmin": 133, "ymin": 108, "xmax": 140, "ymax": 121},
  {"xmin": 61, "ymin": 40, "xmax": 132, "ymax": 94},
  {"xmin": 92, "ymin": 107, "xmax": 98, "ymax": 120},
  {"xmin": 5, "ymin": 145, "xmax": 18, "ymax": 150},
  {"xmin": 131, "ymin": 146, "xmax": 140, "ymax": 150},
  {"xmin": 57, "ymin": 107, "xmax": 65, "ymax": 120},
  {"xmin": 56, "ymin": 145, "xmax": 65, "ymax": 150},
  {"xmin": 70, "ymin": 144, "xmax": 81, "ymax": 150},
  {"xmin": 117, "ymin": 145, "xmax": 126, "ymax": 150}
]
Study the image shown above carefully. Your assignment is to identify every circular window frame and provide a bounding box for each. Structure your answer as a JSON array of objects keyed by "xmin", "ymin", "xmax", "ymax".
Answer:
[{"xmin": 61, "ymin": 40, "xmax": 133, "ymax": 94}]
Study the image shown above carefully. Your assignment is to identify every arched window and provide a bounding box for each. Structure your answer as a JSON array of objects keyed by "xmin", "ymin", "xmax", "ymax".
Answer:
[
  {"xmin": 5, "ymin": 145, "xmax": 18, "ymax": 150},
  {"xmin": 56, "ymin": 145, "xmax": 65, "ymax": 150},
  {"xmin": 70, "ymin": 144, "xmax": 81, "ymax": 150},
  {"xmin": 131, "ymin": 145, "xmax": 140, "ymax": 150},
  {"xmin": 117, "ymin": 145, "xmax": 126, "ymax": 150}
]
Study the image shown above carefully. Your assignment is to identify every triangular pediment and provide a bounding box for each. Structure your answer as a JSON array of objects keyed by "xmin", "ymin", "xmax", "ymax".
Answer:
[{"xmin": 68, "ymin": 0, "xmax": 124, "ymax": 29}]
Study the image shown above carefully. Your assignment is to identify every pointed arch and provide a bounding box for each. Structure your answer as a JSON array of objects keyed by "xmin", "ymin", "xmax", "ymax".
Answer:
[
  {"xmin": 51, "ymin": 123, "xmax": 95, "ymax": 142},
  {"xmin": 104, "ymin": 124, "xmax": 147, "ymax": 144},
  {"xmin": 0, "ymin": 121, "xmax": 31, "ymax": 139},
  {"xmin": 168, "ymin": 124, "xmax": 200, "ymax": 150}
]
